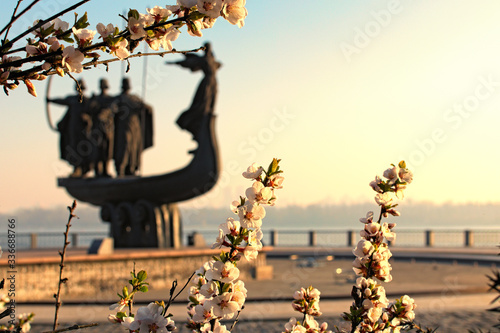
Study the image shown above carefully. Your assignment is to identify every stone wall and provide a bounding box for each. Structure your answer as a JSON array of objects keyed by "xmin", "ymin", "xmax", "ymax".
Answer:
[{"xmin": 2, "ymin": 247, "xmax": 269, "ymax": 302}]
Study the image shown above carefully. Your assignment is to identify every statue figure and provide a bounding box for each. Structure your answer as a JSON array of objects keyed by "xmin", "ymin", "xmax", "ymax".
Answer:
[
  {"xmin": 87, "ymin": 79, "xmax": 115, "ymax": 177},
  {"xmin": 47, "ymin": 79, "xmax": 92, "ymax": 177},
  {"xmin": 58, "ymin": 44, "xmax": 223, "ymax": 248},
  {"xmin": 113, "ymin": 78, "xmax": 154, "ymax": 176},
  {"xmin": 174, "ymin": 42, "xmax": 221, "ymax": 142}
]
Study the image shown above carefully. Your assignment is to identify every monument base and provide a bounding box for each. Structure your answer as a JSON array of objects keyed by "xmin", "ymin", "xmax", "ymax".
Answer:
[{"xmin": 100, "ymin": 200, "xmax": 182, "ymax": 248}]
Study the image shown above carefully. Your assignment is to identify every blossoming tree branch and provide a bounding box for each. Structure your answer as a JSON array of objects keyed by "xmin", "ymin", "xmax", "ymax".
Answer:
[
  {"xmin": 107, "ymin": 158, "xmax": 285, "ymax": 333},
  {"xmin": 336, "ymin": 161, "xmax": 417, "ymax": 333},
  {"xmin": 0, "ymin": 0, "xmax": 247, "ymax": 97}
]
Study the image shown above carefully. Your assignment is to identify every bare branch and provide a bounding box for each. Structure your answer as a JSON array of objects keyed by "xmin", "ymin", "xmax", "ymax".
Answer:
[
  {"xmin": 82, "ymin": 46, "xmax": 206, "ymax": 68},
  {"xmin": 53, "ymin": 200, "xmax": 79, "ymax": 331}
]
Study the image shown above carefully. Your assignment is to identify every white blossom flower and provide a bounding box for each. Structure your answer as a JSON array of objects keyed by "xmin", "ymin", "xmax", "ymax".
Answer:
[
  {"xmin": 128, "ymin": 14, "xmax": 154, "ymax": 40},
  {"xmin": 359, "ymin": 211, "xmax": 374, "ymax": 224},
  {"xmin": 108, "ymin": 314, "xmax": 121, "ymax": 323},
  {"xmin": 399, "ymin": 168, "xmax": 413, "ymax": 184},
  {"xmin": 381, "ymin": 222, "xmax": 396, "ymax": 242},
  {"xmin": 352, "ymin": 257, "xmax": 367, "ymax": 276},
  {"xmin": 212, "ymin": 229, "xmax": 226, "ymax": 249},
  {"xmin": 26, "ymin": 43, "xmax": 48, "ymax": 56},
  {"xmin": 72, "ymin": 27, "xmax": 96, "ymax": 46},
  {"xmin": 53, "ymin": 18, "xmax": 69, "ymax": 33},
  {"xmin": 369, "ymin": 175, "xmax": 383, "ymax": 193},
  {"xmin": 230, "ymin": 290, "xmax": 246, "ymax": 308},
  {"xmin": 231, "ymin": 280, "xmax": 247, "ymax": 297},
  {"xmin": 61, "ymin": 46, "xmax": 84, "ymax": 73},
  {"xmin": 109, "ymin": 38, "xmax": 130, "ymax": 60},
  {"xmin": 205, "ymin": 261, "xmax": 239, "ymax": 283},
  {"xmin": 187, "ymin": 18, "xmax": 203, "ymax": 37},
  {"xmin": 0, "ymin": 294, "xmax": 9, "ymax": 312},
  {"xmin": 197, "ymin": 0, "xmax": 223, "ymax": 18},
  {"xmin": 242, "ymin": 163, "xmax": 263, "ymax": 179},
  {"xmin": 47, "ymin": 36, "xmax": 60, "ymax": 52},
  {"xmin": 202, "ymin": 16, "xmax": 217, "ymax": 29},
  {"xmin": 96, "ymin": 23, "xmax": 115, "ymax": 38},
  {"xmin": 200, "ymin": 320, "xmax": 230, "ymax": 333},
  {"xmin": 268, "ymin": 173, "xmax": 284, "ymax": 189},
  {"xmin": 292, "ymin": 326, "xmax": 307, "ymax": 333},
  {"xmin": 210, "ymin": 292, "xmax": 239, "ymax": 319},
  {"xmin": 246, "ymin": 181, "xmax": 273, "ymax": 205},
  {"xmin": 400, "ymin": 295, "xmax": 416, "ymax": 320},
  {"xmin": 238, "ymin": 201, "xmax": 265, "ymax": 228},
  {"xmin": 284, "ymin": 318, "xmax": 298, "ymax": 332},
  {"xmin": 367, "ymin": 306, "xmax": 382, "ymax": 323},
  {"xmin": 159, "ymin": 27, "xmax": 180, "ymax": 51},
  {"xmin": 147, "ymin": 6, "xmax": 173, "ymax": 22},
  {"xmin": 243, "ymin": 228, "xmax": 263, "ymax": 260},
  {"xmin": 192, "ymin": 302, "xmax": 214, "ymax": 323},
  {"xmin": 212, "ymin": 218, "xmax": 241, "ymax": 248},
  {"xmin": 109, "ymin": 298, "xmax": 128, "ymax": 311},
  {"xmin": 376, "ymin": 260, "xmax": 393, "ymax": 282},
  {"xmin": 375, "ymin": 192, "xmax": 392, "ymax": 206},
  {"xmin": 303, "ymin": 314, "xmax": 320, "ymax": 330},
  {"xmin": 178, "ymin": 0, "xmax": 198, "ymax": 8},
  {"xmin": 17, "ymin": 313, "xmax": 32, "ymax": 333},
  {"xmin": 222, "ymin": 0, "xmax": 248, "ymax": 28},
  {"xmin": 361, "ymin": 222, "xmax": 380, "ymax": 239},
  {"xmin": 122, "ymin": 302, "xmax": 174, "ymax": 333},
  {"xmin": 383, "ymin": 165, "xmax": 400, "ymax": 185},
  {"xmin": 200, "ymin": 280, "xmax": 219, "ymax": 298},
  {"xmin": 353, "ymin": 240, "xmax": 375, "ymax": 259}
]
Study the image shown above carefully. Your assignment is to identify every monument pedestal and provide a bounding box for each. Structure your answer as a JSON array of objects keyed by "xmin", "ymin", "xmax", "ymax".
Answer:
[{"xmin": 100, "ymin": 200, "xmax": 182, "ymax": 248}]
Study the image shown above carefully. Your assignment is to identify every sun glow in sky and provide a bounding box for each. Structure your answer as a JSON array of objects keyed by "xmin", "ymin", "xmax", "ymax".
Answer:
[{"xmin": 1, "ymin": 0, "xmax": 500, "ymax": 214}]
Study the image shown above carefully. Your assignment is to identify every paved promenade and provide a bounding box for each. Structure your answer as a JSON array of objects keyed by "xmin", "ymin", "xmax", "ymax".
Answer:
[{"xmin": 9, "ymin": 246, "xmax": 499, "ymax": 332}]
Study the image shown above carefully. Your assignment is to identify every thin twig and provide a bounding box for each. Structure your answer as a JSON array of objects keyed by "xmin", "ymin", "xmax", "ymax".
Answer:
[
  {"xmin": 53, "ymin": 200, "xmax": 78, "ymax": 332},
  {"xmin": 230, "ymin": 307, "xmax": 244, "ymax": 331},
  {"xmin": 165, "ymin": 271, "xmax": 196, "ymax": 311},
  {"xmin": 41, "ymin": 323, "xmax": 99, "ymax": 333},
  {"xmin": 4, "ymin": 46, "xmax": 205, "ymax": 81},
  {"xmin": 1, "ymin": 0, "xmax": 90, "ymax": 52},
  {"xmin": 82, "ymin": 46, "xmax": 206, "ymax": 68},
  {"xmin": 0, "ymin": 0, "xmax": 25, "ymax": 43},
  {"xmin": 66, "ymin": 72, "xmax": 82, "ymax": 102}
]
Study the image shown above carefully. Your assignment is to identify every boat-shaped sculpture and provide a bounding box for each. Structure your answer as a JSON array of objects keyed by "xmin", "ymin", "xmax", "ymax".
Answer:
[
  {"xmin": 56, "ymin": 43, "xmax": 222, "ymax": 248},
  {"xmin": 57, "ymin": 113, "xmax": 220, "ymax": 206}
]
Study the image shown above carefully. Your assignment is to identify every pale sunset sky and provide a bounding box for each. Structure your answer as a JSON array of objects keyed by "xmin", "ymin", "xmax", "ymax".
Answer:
[{"xmin": 1, "ymin": 0, "xmax": 500, "ymax": 214}]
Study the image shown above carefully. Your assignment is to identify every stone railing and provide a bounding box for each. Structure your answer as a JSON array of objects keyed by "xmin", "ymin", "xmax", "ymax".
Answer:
[{"xmin": 0, "ymin": 228, "xmax": 498, "ymax": 250}]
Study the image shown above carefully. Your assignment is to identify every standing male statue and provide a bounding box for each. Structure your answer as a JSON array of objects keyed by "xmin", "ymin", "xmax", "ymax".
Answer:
[
  {"xmin": 47, "ymin": 80, "xmax": 92, "ymax": 177},
  {"xmin": 87, "ymin": 78, "xmax": 115, "ymax": 177},
  {"xmin": 113, "ymin": 78, "xmax": 154, "ymax": 176}
]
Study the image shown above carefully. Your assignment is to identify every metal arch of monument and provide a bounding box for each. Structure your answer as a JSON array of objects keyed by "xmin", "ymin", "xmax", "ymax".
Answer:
[{"xmin": 56, "ymin": 44, "xmax": 221, "ymax": 248}]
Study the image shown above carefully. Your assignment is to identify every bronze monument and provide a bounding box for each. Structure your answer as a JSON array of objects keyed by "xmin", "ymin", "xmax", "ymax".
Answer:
[{"xmin": 56, "ymin": 43, "xmax": 221, "ymax": 248}]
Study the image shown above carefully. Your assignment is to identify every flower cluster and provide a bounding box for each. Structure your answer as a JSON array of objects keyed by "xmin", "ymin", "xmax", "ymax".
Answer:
[
  {"xmin": 186, "ymin": 158, "xmax": 284, "ymax": 332},
  {"xmin": 292, "ymin": 286, "xmax": 322, "ymax": 317},
  {"xmin": 0, "ymin": 310, "xmax": 34, "ymax": 333},
  {"xmin": 283, "ymin": 286, "xmax": 331, "ymax": 333},
  {"xmin": 0, "ymin": 0, "xmax": 248, "ymax": 96},
  {"xmin": 336, "ymin": 161, "xmax": 416, "ymax": 333},
  {"xmin": 108, "ymin": 269, "xmax": 178, "ymax": 333},
  {"xmin": 122, "ymin": 302, "xmax": 176, "ymax": 333}
]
